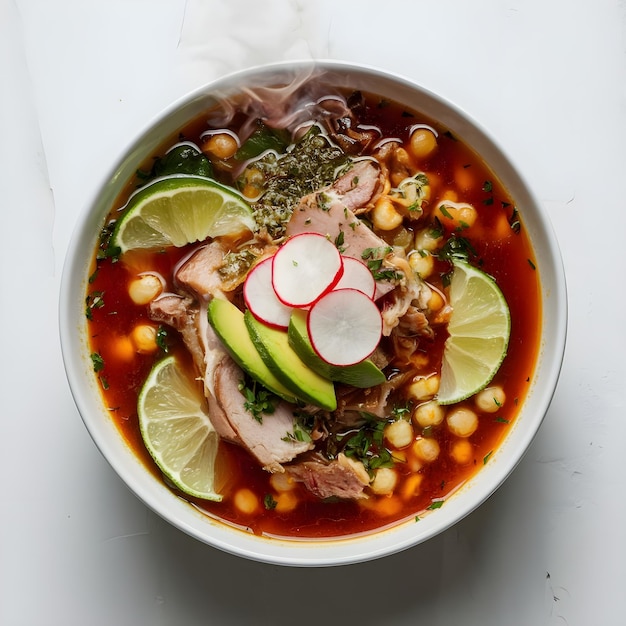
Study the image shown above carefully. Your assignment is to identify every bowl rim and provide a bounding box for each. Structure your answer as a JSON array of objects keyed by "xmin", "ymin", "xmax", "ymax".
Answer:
[{"xmin": 59, "ymin": 59, "xmax": 568, "ymax": 567}]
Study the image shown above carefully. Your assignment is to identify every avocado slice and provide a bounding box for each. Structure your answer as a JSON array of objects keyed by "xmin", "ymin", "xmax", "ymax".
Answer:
[
  {"xmin": 207, "ymin": 298, "xmax": 297, "ymax": 403},
  {"xmin": 287, "ymin": 309, "xmax": 386, "ymax": 388},
  {"xmin": 244, "ymin": 310, "xmax": 337, "ymax": 411}
]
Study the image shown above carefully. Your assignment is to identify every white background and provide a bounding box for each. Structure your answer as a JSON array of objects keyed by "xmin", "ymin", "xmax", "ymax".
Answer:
[{"xmin": 1, "ymin": 0, "xmax": 625, "ymax": 624}]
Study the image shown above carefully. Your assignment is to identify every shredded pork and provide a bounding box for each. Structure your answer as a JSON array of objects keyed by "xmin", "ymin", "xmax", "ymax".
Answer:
[{"xmin": 148, "ymin": 155, "xmax": 438, "ymax": 499}]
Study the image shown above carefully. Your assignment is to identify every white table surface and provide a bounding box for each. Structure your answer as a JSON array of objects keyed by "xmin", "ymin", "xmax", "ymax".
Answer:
[{"xmin": 2, "ymin": 0, "xmax": 624, "ymax": 624}]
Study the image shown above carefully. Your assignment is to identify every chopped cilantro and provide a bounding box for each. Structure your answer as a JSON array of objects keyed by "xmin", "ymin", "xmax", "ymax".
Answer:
[
  {"xmin": 362, "ymin": 246, "xmax": 393, "ymax": 260},
  {"xmin": 317, "ymin": 192, "xmax": 332, "ymax": 211},
  {"xmin": 96, "ymin": 221, "xmax": 120, "ymax": 262},
  {"xmin": 427, "ymin": 500, "xmax": 444, "ymax": 510},
  {"xmin": 435, "ymin": 234, "xmax": 477, "ymax": 264},
  {"xmin": 282, "ymin": 411, "xmax": 314, "ymax": 444},
  {"xmin": 85, "ymin": 291, "xmax": 105, "ymax": 320},
  {"xmin": 508, "ymin": 207, "xmax": 521, "ymax": 233},
  {"xmin": 155, "ymin": 325, "xmax": 169, "ymax": 352},
  {"xmin": 421, "ymin": 425, "xmax": 434, "ymax": 437},
  {"xmin": 429, "ymin": 217, "xmax": 445, "ymax": 239},
  {"xmin": 88, "ymin": 268, "xmax": 99, "ymax": 284},
  {"xmin": 90, "ymin": 352, "xmax": 105, "ymax": 373},
  {"xmin": 337, "ymin": 412, "xmax": 396, "ymax": 476},
  {"xmin": 439, "ymin": 204, "xmax": 453, "ymax": 219},
  {"xmin": 238, "ymin": 377, "xmax": 278, "ymax": 423},
  {"xmin": 360, "ymin": 247, "xmax": 402, "ymax": 282},
  {"xmin": 371, "ymin": 268, "xmax": 403, "ymax": 282},
  {"xmin": 264, "ymin": 494, "xmax": 278, "ymax": 510},
  {"xmin": 391, "ymin": 405, "xmax": 411, "ymax": 420},
  {"xmin": 334, "ymin": 230, "xmax": 345, "ymax": 252},
  {"xmin": 436, "ymin": 235, "xmax": 479, "ymax": 285}
]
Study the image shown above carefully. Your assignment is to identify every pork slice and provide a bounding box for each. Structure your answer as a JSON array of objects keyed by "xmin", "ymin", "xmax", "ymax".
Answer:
[
  {"xmin": 175, "ymin": 240, "xmax": 227, "ymax": 300},
  {"xmin": 286, "ymin": 453, "xmax": 370, "ymax": 500},
  {"xmin": 214, "ymin": 357, "xmax": 314, "ymax": 473},
  {"xmin": 336, "ymin": 372, "xmax": 407, "ymax": 421},
  {"xmin": 286, "ymin": 161, "xmax": 398, "ymax": 298},
  {"xmin": 148, "ymin": 294, "xmax": 205, "ymax": 374},
  {"xmin": 148, "ymin": 294, "xmax": 240, "ymax": 442},
  {"xmin": 150, "ymin": 292, "xmax": 313, "ymax": 468},
  {"xmin": 326, "ymin": 160, "xmax": 381, "ymax": 211},
  {"xmin": 380, "ymin": 255, "xmax": 432, "ymax": 336}
]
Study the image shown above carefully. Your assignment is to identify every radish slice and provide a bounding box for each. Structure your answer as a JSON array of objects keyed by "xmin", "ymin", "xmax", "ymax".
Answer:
[
  {"xmin": 243, "ymin": 256, "xmax": 293, "ymax": 329},
  {"xmin": 272, "ymin": 233, "xmax": 343, "ymax": 307},
  {"xmin": 307, "ymin": 288, "xmax": 382, "ymax": 366},
  {"xmin": 334, "ymin": 256, "xmax": 376, "ymax": 299}
]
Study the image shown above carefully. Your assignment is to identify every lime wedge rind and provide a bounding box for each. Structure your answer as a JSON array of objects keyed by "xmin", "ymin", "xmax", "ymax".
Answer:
[
  {"xmin": 437, "ymin": 260, "xmax": 511, "ymax": 406},
  {"xmin": 138, "ymin": 356, "xmax": 222, "ymax": 501},
  {"xmin": 112, "ymin": 175, "xmax": 255, "ymax": 253}
]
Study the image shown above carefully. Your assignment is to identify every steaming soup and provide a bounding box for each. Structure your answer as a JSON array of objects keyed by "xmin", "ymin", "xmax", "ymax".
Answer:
[{"xmin": 86, "ymin": 77, "xmax": 541, "ymax": 539}]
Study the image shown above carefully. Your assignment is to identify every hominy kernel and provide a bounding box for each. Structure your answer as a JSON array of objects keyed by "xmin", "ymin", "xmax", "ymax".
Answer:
[
  {"xmin": 393, "ymin": 227, "xmax": 414, "ymax": 251},
  {"xmin": 385, "ymin": 419, "xmax": 414, "ymax": 449},
  {"xmin": 269, "ymin": 472, "xmax": 296, "ymax": 492},
  {"xmin": 413, "ymin": 400, "xmax": 446, "ymax": 428},
  {"xmin": 440, "ymin": 189, "xmax": 458, "ymax": 203},
  {"xmin": 408, "ymin": 250, "xmax": 434, "ymax": 278},
  {"xmin": 372, "ymin": 196, "xmax": 403, "ymax": 231},
  {"xmin": 241, "ymin": 168, "xmax": 265, "ymax": 199},
  {"xmin": 450, "ymin": 439, "xmax": 474, "ymax": 464},
  {"xmin": 428, "ymin": 288, "xmax": 445, "ymax": 312},
  {"xmin": 111, "ymin": 336, "xmax": 135, "ymax": 362},
  {"xmin": 375, "ymin": 495, "xmax": 403, "ymax": 517},
  {"xmin": 390, "ymin": 148, "xmax": 412, "ymax": 187},
  {"xmin": 414, "ymin": 227, "xmax": 443, "ymax": 252},
  {"xmin": 475, "ymin": 386, "xmax": 506, "ymax": 413},
  {"xmin": 242, "ymin": 184, "xmax": 261, "ymax": 199},
  {"xmin": 454, "ymin": 164, "xmax": 475, "ymax": 191},
  {"xmin": 409, "ymin": 128, "xmax": 438, "ymax": 160},
  {"xmin": 401, "ymin": 474, "xmax": 423, "ymax": 500},
  {"xmin": 393, "ymin": 450, "xmax": 407, "ymax": 463},
  {"xmin": 234, "ymin": 488, "xmax": 259, "ymax": 515},
  {"xmin": 494, "ymin": 213, "xmax": 514, "ymax": 240},
  {"xmin": 245, "ymin": 168, "xmax": 264, "ymax": 186},
  {"xmin": 274, "ymin": 490, "xmax": 298, "ymax": 513},
  {"xmin": 412, "ymin": 437, "xmax": 440, "ymax": 463},
  {"xmin": 447, "ymin": 407, "xmax": 479, "ymax": 438},
  {"xmin": 203, "ymin": 133, "xmax": 238, "ymax": 159},
  {"xmin": 407, "ymin": 375, "xmax": 440, "ymax": 402},
  {"xmin": 370, "ymin": 467, "xmax": 398, "ymax": 495},
  {"xmin": 128, "ymin": 273, "xmax": 162, "ymax": 305},
  {"xmin": 130, "ymin": 324, "xmax": 158, "ymax": 354},
  {"xmin": 437, "ymin": 200, "xmax": 477, "ymax": 230},
  {"xmin": 407, "ymin": 455, "xmax": 423, "ymax": 473}
]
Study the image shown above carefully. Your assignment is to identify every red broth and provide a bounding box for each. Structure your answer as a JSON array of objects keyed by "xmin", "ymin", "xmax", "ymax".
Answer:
[{"xmin": 86, "ymin": 85, "xmax": 541, "ymax": 539}]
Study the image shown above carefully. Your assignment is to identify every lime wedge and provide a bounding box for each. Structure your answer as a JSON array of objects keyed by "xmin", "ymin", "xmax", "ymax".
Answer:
[
  {"xmin": 111, "ymin": 176, "xmax": 255, "ymax": 252},
  {"xmin": 437, "ymin": 260, "xmax": 511, "ymax": 405},
  {"xmin": 137, "ymin": 355, "xmax": 222, "ymax": 501}
]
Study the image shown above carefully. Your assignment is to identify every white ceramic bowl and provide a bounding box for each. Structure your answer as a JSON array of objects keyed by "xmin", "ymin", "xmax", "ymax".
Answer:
[{"xmin": 60, "ymin": 60, "xmax": 567, "ymax": 567}]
